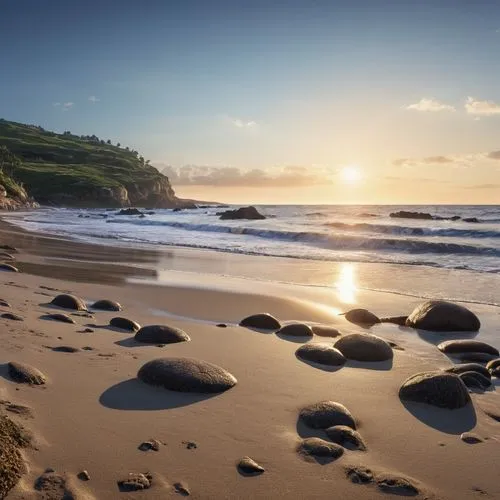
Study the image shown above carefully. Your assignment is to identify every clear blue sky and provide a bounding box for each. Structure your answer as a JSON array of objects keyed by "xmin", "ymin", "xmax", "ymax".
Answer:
[{"xmin": 1, "ymin": 0, "xmax": 499, "ymax": 203}]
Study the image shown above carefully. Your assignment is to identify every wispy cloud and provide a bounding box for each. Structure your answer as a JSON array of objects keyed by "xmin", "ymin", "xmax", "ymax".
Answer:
[
  {"xmin": 88, "ymin": 96, "xmax": 100, "ymax": 103},
  {"xmin": 464, "ymin": 183, "xmax": 500, "ymax": 189},
  {"xmin": 62, "ymin": 102, "xmax": 74, "ymax": 111},
  {"xmin": 405, "ymin": 98, "xmax": 455, "ymax": 112},
  {"xmin": 465, "ymin": 96, "xmax": 500, "ymax": 116},
  {"xmin": 393, "ymin": 156, "xmax": 454, "ymax": 167},
  {"xmin": 230, "ymin": 118, "xmax": 257, "ymax": 128}
]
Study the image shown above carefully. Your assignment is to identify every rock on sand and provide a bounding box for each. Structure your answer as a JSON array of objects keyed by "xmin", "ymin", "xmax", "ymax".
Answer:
[
  {"xmin": 237, "ymin": 457, "xmax": 265, "ymax": 475},
  {"xmin": 118, "ymin": 472, "xmax": 152, "ymax": 491},
  {"xmin": 134, "ymin": 325, "xmax": 190, "ymax": 344},
  {"xmin": 138, "ymin": 357, "xmax": 237, "ymax": 393},
  {"xmin": 297, "ymin": 437, "xmax": 344, "ymax": 461},
  {"xmin": 444, "ymin": 363, "xmax": 491, "ymax": 379},
  {"xmin": 110, "ymin": 317, "xmax": 141, "ymax": 332},
  {"xmin": 41, "ymin": 313, "xmax": 75, "ymax": 324},
  {"xmin": 299, "ymin": 401, "xmax": 356, "ymax": 429},
  {"xmin": 406, "ymin": 300, "xmax": 480, "ymax": 332},
  {"xmin": 50, "ymin": 294, "xmax": 87, "ymax": 311},
  {"xmin": 295, "ymin": 343, "xmax": 346, "ymax": 366},
  {"xmin": 239, "ymin": 313, "xmax": 281, "ymax": 330},
  {"xmin": 459, "ymin": 371, "xmax": 491, "ymax": 390},
  {"xmin": 399, "ymin": 371, "xmax": 470, "ymax": 409},
  {"xmin": 334, "ymin": 333, "xmax": 393, "ymax": 362},
  {"xmin": 438, "ymin": 340, "xmax": 499, "ymax": 357},
  {"xmin": 0, "ymin": 263, "xmax": 18, "ymax": 272},
  {"xmin": 277, "ymin": 323, "xmax": 313, "ymax": 337},
  {"xmin": 325, "ymin": 425, "xmax": 366, "ymax": 451},
  {"xmin": 310, "ymin": 325, "xmax": 341, "ymax": 337},
  {"xmin": 343, "ymin": 308, "xmax": 380, "ymax": 326},
  {"xmin": 91, "ymin": 299, "xmax": 122, "ymax": 311},
  {"xmin": 8, "ymin": 361, "xmax": 46, "ymax": 385}
]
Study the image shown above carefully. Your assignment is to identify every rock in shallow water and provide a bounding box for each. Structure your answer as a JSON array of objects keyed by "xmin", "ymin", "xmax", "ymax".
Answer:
[
  {"xmin": 334, "ymin": 333, "xmax": 393, "ymax": 362},
  {"xmin": 277, "ymin": 323, "xmax": 313, "ymax": 337},
  {"xmin": 110, "ymin": 317, "xmax": 140, "ymax": 332},
  {"xmin": 297, "ymin": 438, "xmax": 344, "ymax": 461},
  {"xmin": 91, "ymin": 299, "xmax": 122, "ymax": 311},
  {"xmin": 299, "ymin": 401, "xmax": 356, "ymax": 429},
  {"xmin": 237, "ymin": 457, "xmax": 265, "ymax": 475},
  {"xmin": 8, "ymin": 361, "xmax": 46, "ymax": 385},
  {"xmin": 138, "ymin": 357, "xmax": 237, "ymax": 393},
  {"xmin": 406, "ymin": 300, "xmax": 480, "ymax": 332},
  {"xmin": 135, "ymin": 325, "xmax": 190, "ymax": 344},
  {"xmin": 239, "ymin": 313, "xmax": 281, "ymax": 330},
  {"xmin": 399, "ymin": 371, "xmax": 470, "ymax": 409},
  {"xmin": 438, "ymin": 340, "xmax": 499, "ymax": 356},
  {"xmin": 50, "ymin": 294, "xmax": 87, "ymax": 311},
  {"xmin": 325, "ymin": 425, "xmax": 366, "ymax": 451},
  {"xmin": 296, "ymin": 343, "xmax": 346, "ymax": 366},
  {"xmin": 343, "ymin": 308, "xmax": 380, "ymax": 326}
]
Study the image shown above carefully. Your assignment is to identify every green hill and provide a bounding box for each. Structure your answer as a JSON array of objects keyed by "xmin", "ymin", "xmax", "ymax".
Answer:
[{"xmin": 0, "ymin": 119, "xmax": 181, "ymax": 207}]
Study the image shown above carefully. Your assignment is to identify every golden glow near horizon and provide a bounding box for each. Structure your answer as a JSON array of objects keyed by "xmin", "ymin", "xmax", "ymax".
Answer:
[
  {"xmin": 340, "ymin": 165, "xmax": 362, "ymax": 184},
  {"xmin": 335, "ymin": 263, "xmax": 357, "ymax": 304}
]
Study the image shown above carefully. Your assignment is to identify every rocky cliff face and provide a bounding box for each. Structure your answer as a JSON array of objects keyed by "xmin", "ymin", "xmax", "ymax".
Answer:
[{"xmin": 0, "ymin": 182, "xmax": 39, "ymax": 210}]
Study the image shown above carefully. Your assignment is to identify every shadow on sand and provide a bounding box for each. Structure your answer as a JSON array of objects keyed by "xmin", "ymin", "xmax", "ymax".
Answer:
[
  {"xmin": 295, "ymin": 356, "xmax": 345, "ymax": 372},
  {"xmin": 99, "ymin": 378, "xmax": 218, "ymax": 410},
  {"xmin": 345, "ymin": 359, "xmax": 393, "ymax": 371},
  {"xmin": 415, "ymin": 329, "xmax": 479, "ymax": 346}
]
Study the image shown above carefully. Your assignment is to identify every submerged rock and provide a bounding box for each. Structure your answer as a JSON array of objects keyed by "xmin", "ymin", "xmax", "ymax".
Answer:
[
  {"xmin": 325, "ymin": 425, "xmax": 366, "ymax": 451},
  {"xmin": 91, "ymin": 299, "xmax": 122, "ymax": 311},
  {"xmin": 8, "ymin": 361, "xmax": 46, "ymax": 385},
  {"xmin": 110, "ymin": 316, "xmax": 141, "ymax": 332},
  {"xmin": 50, "ymin": 294, "xmax": 87, "ymax": 311},
  {"xmin": 239, "ymin": 313, "xmax": 281, "ymax": 330},
  {"xmin": 138, "ymin": 357, "xmax": 237, "ymax": 393},
  {"xmin": 438, "ymin": 340, "xmax": 498, "ymax": 356},
  {"xmin": 399, "ymin": 371, "xmax": 470, "ymax": 409},
  {"xmin": 390, "ymin": 210, "xmax": 433, "ymax": 220},
  {"xmin": 135, "ymin": 325, "xmax": 190, "ymax": 344},
  {"xmin": 116, "ymin": 208, "xmax": 143, "ymax": 216},
  {"xmin": 299, "ymin": 401, "xmax": 356, "ymax": 429},
  {"xmin": 237, "ymin": 457, "xmax": 265, "ymax": 475},
  {"xmin": 406, "ymin": 300, "xmax": 480, "ymax": 332},
  {"xmin": 277, "ymin": 323, "xmax": 313, "ymax": 337},
  {"xmin": 219, "ymin": 206, "xmax": 266, "ymax": 220},
  {"xmin": 334, "ymin": 333, "xmax": 393, "ymax": 362},
  {"xmin": 343, "ymin": 308, "xmax": 380, "ymax": 326},
  {"xmin": 296, "ymin": 343, "xmax": 346, "ymax": 366}
]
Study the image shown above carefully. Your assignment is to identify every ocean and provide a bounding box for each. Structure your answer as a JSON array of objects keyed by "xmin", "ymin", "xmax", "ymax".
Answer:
[{"xmin": 8, "ymin": 204, "xmax": 500, "ymax": 306}]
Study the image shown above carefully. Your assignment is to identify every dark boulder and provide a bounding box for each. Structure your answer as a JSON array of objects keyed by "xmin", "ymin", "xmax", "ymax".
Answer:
[
  {"xmin": 325, "ymin": 425, "xmax": 366, "ymax": 451},
  {"xmin": 219, "ymin": 206, "xmax": 266, "ymax": 220},
  {"xmin": 459, "ymin": 371, "xmax": 491, "ymax": 390},
  {"xmin": 116, "ymin": 208, "xmax": 143, "ymax": 216},
  {"xmin": 91, "ymin": 299, "xmax": 122, "ymax": 311},
  {"xmin": 399, "ymin": 371, "xmax": 470, "ymax": 409},
  {"xmin": 299, "ymin": 401, "xmax": 356, "ymax": 429},
  {"xmin": 390, "ymin": 211, "xmax": 433, "ymax": 220},
  {"xmin": 137, "ymin": 357, "xmax": 237, "ymax": 393},
  {"xmin": 134, "ymin": 325, "xmax": 190, "ymax": 344},
  {"xmin": 486, "ymin": 358, "xmax": 500, "ymax": 374},
  {"xmin": 444, "ymin": 363, "xmax": 491, "ymax": 379},
  {"xmin": 438, "ymin": 340, "xmax": 498, "ymax": 357},
  {"xmin": 277, "ymin": 323, "xmax": 313, "ymax": 337},
  {"xmin": 463, "ymin": 217, "xmax": 479, "ymax": 223},
  {"xmin": 1, "ymin": 312, "xmax": 23, "ymax": 321},
  {"xmin": 296, "ymin": 343, "xmax": 346, "ymax": 366},
  {"xmin": 110, "ymin": 317, "xmax": 141, "ymax": 332},
  {"xmin": 334, "ymin": 333, "xmax": 393, "ymax": 362},
  {"xmin": 50, "ymin": 294, "xmax": 87, "ymax": 311},
  {"xmin": 8, "ymin": 362, "xmax": 46, "ymax": 385},
  {"xmin": 0, "ymin": 263, "xmax": 18, "ymax": 272},
  {"xmin": 406, "ymin": 300, "xmax": 480, "ymax": 332},
  {"xmin": 343, "ymin": 309, "xmax": 380, "ymax": 326},
  {"xmin": 239, "ymin": 313, "xmax": 281, "ymax": 330}
]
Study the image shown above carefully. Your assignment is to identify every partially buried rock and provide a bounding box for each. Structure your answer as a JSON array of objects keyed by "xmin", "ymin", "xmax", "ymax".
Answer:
[
  {"xmin": 345, "ymin": 466, "xmax": 374, "ymax": 484},
  {"xmin": 51, "ymin": 346, "xmax": 81, "ymax": 353},
  {"xmin": 379, "ymin": 316, "xmax": 408, "ymax": 326},
  {"xmin": 8, "ymin": 361, "xmax": 46, "ymax": 385},
  {"xmin": 459, "ymin": 371, "xmax": 491, "ymax": 390},
  {"xmin": 91, "ymin": 299, "xmax": 122, "ymax": 311},
  {"xmin": 343, "ymin": 308, "xmax": 380, "ymax": 326},
  {"xmin": 460, "ymin": 432, "xmax": 483, "ymax": 444},
  {"xmin": 296, "ymin": 343, "xmax": 346, "ymax": 366},
  {"xmin": 110, "ymin": 317, "xmax": 140, "ymax": 332},
  {"xmin": 0, "ymin": 299, "xmax": 11, "ymax": 307},
  {"xmin": 239, "ymin": 313, "xmax": 281, "ymax": 330},
  {"xmin": 299, "ymin": 401, "xmax": 356, "ymax": 429},
  {"xmin": 118, "ymin": 472, "xmax": 152, "ymax": 491},
  {"xmin": 277, "ymin": 323, "xmax": 313, "ymax": 337},
  {"xmin": 0, "ymin": 252, "xmax": 15, "ymax": 260},
  {"xmin": 438, "ymin": 340, "xmax": 499, "ymax": 357},
  {"xmin": 135, "ymin": 325, "xmax": 190, "ymax": 344},
  {"xmin": 138, "ymin": 357, "xmax": 237, "ymax": 393},
  {"xmin": 138, "ymin": 439, "xmax": 161, "ymax": 452},
  {"xmin": 78, "ymin": 470, "xmax": 90, "ymax": 481},
  {"xmin": 297, "ymin": 438, "xmax": 344, "ymax": 462},
  {"xmin": 174, "ymin": 482, "xmax": 190, "ymax": 496},
  {"xmin": 41, "ymin": 313, "xmax": 75, "ymax": 324},
  {"xmin": 399, "ymin": 371, "xmax": 470, "ymax": 409},
  {"xmin": 310, "ymin": 325, "xmax": 341, "ymax": 337},
  {"xmin": 325, "ymin": 425, "xmax": 366, "ymax": 451},
  {"xmin": 0, "ymin": 263, "xmax": 18, "ymax": 272},
  {"xmin": 406, "ymin": 300, "xmax": 480, "ymax": 332},
  {"xmin": 237, "ymin": 457, "xmax": 265, "ymax": 475},
  {"xmin": 334, "ymin": 333, "xmax": 393, "ymax": 362},
  {"xmin": 50, "ymin": 294, "xmax": 87, "ymax": 311},
  {"xmin": 1, "ymin": 312, "xmax": 23, "ymax": 321},
  {"xmin": 376, "ymin": 473, "xmax": 420, "ymax": 496},
  {"xmin": 444, "ymin": 363, "xmax": 491, "ymax": 380}
]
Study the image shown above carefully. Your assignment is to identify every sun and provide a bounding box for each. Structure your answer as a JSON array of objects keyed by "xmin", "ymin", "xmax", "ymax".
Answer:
[{"xmin": 340, "ymin": 165, "xmax": 362, "ymax": 183}]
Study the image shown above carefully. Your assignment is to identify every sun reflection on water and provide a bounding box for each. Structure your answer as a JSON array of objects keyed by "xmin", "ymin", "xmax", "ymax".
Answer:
[{"xmin": 335, "ymin": 263, "xmax": 357, "ymax": 304}]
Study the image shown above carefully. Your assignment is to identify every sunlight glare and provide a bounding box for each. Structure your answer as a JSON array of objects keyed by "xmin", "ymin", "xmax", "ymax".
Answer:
[
  {"xmin": 335, "ymin": 263, "xmax": 357, "ymax": 304},
  {"xmin": 340, "ymin": 165, "xmax": 362, "ymax": 183}
]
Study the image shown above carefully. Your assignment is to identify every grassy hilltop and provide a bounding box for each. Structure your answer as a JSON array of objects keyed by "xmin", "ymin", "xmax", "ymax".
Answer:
[{"xmin": 0, "ymin": 119, "xmax": 180, "ymax": 207}]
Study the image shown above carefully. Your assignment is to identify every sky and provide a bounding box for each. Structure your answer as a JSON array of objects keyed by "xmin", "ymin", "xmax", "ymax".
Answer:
[{"xmin": 1, "ymin": 0, "xmax": 499, "ymax": 204}]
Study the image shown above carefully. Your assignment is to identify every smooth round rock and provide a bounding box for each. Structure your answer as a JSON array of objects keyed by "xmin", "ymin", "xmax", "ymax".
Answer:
[
  {"xmin": 299, "ymin": 401, "xmax": 356, "ymax": 429},
  {"xmin": 444, "ymin": 363, "xmax": 491, "ymax": 379},
  {"xmin": 325, "ymin": 425, "xmax": 366, "ymax": 451},
  {"xmin": 311, "ymin": 325, "xmax": 341, "ymax": 337},
  {"xmin": 343, "ymin": 309, "xmax": 380, "ymax": 326},
  {"xmin": 110, "ymin": 317, "xmax": 140, "ymax": 332},
  {"xmin": 42, "ymin": 313, "xmax": 75, "ymax": 324},
  {"xmin": 297, "ymin": 438, "xmax": 344, "ymax": 460},
  {"xmin": 399, "ymin": 371, "xmax": 470, "ymax": 409},
  {"xmin": 237, "ymin": 457, "xmax": 265, "ymax": 475},
  {"xmin": 138, "ymin": 357, "xmax": 237, "ymax": 393},
  {"xmin": 1, "ymin": 312, "xmax": 23, "ymax": 321},
  {"xmin": 406, "ymin": 300, "xmax": 480, "ymax": 332},
  {"xmin": 460, "ymin": 432, "xmax": 483, "ymax": 444},
  {"xmin": 278, "ymin": 323, "xmax": 313, "ymax": 337},
  {"xmin": 91, "ymin": 299, "xmax": 122, "ymax": 311},
  {"xmin": 334, "ymin": 333, "xmax": 393, "ymax": 362},
  {"xmin": 239, "ymin": 313, "xmax": 281, "ymax": 330},
  {"xmin": 438, "ymin": 340, "xmax": 498, "ymax": 357},
  {"xmin": 8, "ymin": 362, "xmax": 46, "ymax": 385},
  {"xmin": 0, "ymin": 263, "xmax": 18, "ymax": 272},
  {"xmin": 459, "ymin": 371, "xmax": 491, "ymax": 390},
  {"xmin": 134, "ymin": 325, "xmax": 190, "ymax": 344},
  {"xmin": 455, "ymin": 352, "xmax": 497, "ymax": 363},
  {"xmin": 486, "ymin": 358, "xmax": 500, "ymax": 371},
  {"xmin": 50, "ymin": 294, "xmax": 87, "ymax": 311},
  {"xmin": 296, "ymin": 343, "xmax": 346, "ymax": 366}
]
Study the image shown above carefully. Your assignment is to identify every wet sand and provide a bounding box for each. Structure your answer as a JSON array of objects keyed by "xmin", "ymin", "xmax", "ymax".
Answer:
[{"xmin": 0, "ymin": 217, "xmax": 499, "ymax": 499}]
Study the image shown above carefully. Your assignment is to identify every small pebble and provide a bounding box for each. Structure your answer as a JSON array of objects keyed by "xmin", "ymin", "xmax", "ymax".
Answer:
[
  {"xmin": 78, "ymin": 470, "xmax": 90, "ymax": 481},
  {"xmin": 183, "ymin": 441, "xmax": 197, "ymax": 450},
  {"xmin": 460, "ymin": 432, "xmax": 483, "ymax": 444}
]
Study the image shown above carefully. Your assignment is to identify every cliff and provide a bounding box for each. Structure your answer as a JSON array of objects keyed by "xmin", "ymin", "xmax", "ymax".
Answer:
[{"xmin": 0, "ymin": 119, "xmax": 183, "ymax": 208}]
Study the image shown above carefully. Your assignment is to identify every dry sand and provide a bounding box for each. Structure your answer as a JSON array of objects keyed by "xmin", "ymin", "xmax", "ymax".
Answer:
[{"xmin": 0, "ymin": 218, "xmax": 499, "ymax": 499}]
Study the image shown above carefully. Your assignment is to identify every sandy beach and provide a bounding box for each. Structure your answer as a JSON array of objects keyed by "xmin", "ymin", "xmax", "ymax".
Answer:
[{"xmin": 1, "ymin": 217, "xmax": 499, "ymax": 499}]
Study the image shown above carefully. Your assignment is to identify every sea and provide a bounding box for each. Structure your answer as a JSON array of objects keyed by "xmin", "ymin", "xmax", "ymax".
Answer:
[{"xmin": 8, "ymin": 204, "xmax": 500, "ymax": 307}]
